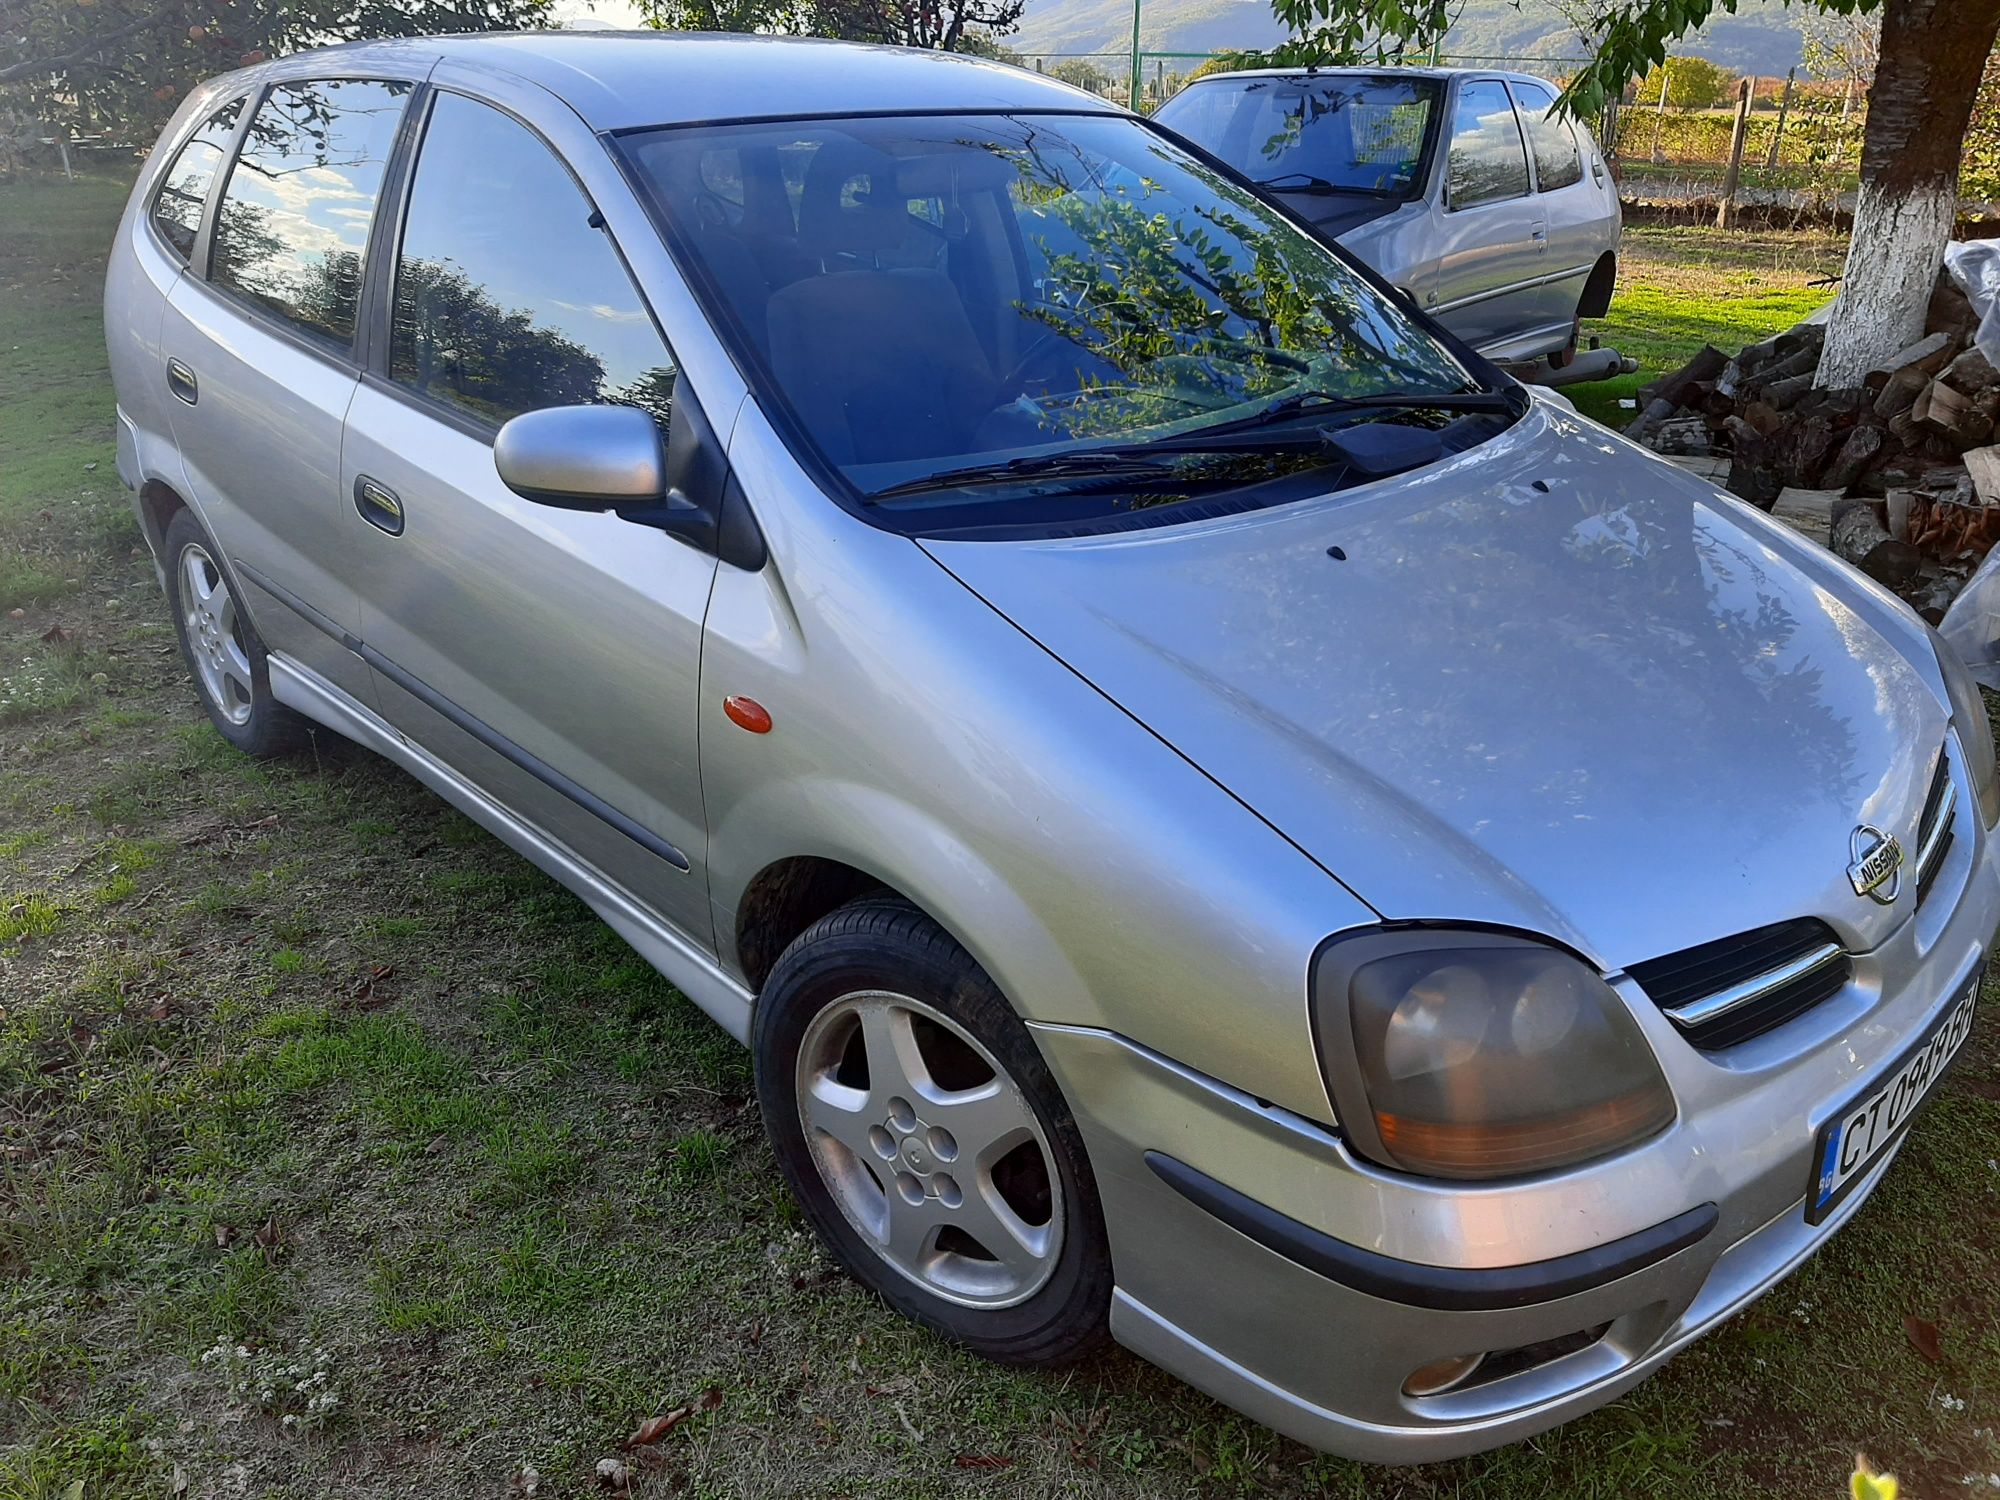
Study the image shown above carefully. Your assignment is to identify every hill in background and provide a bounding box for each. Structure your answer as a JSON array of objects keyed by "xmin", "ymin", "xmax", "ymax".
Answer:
[{"xmin": 1007, "ymin": 0, "xmax": 1810, "ymax": 76}]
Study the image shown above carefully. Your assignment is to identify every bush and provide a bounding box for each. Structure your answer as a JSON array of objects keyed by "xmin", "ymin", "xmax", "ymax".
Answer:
[{"xmin": 1634, "ymin": 57, "xmax": 1738, "ymax": 110}]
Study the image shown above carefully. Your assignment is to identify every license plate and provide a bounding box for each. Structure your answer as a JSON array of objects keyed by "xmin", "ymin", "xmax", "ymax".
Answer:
[{"xmin": 1808, "ymin": 972, "xmax": 1980, "ymax": 1224}]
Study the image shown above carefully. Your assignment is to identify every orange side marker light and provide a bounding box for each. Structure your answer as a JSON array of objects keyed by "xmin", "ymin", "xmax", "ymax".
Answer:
[{"xmin": 723, "ymin": 695, "xmax": 773, "ymax": 734}]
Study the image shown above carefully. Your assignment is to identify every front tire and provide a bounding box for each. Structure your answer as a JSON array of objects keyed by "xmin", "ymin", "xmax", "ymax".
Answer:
[
  {"xmin": 753, "ymin": 897, "xmax": 1112, "ymax": 1366},
  {"xmin": 162, "ymin": 509, "xmax": 308, "ymax": 758}
]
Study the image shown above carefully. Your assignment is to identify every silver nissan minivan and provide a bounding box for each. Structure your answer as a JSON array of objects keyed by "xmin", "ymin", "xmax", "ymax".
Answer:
[{"xmin": 108, "ymin": 33, "xmax": 1995, "ymax": 1463}]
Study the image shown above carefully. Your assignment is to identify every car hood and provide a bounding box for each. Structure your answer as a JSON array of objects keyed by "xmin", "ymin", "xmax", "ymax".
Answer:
[{"xmin": 922, "ymin": 403, "xmax": 1948, "ymax": 969}]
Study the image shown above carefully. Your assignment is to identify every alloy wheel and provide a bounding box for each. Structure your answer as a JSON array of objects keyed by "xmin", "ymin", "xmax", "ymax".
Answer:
[
  {"xmin": 794, "ymin": 989, "xmax": 1064, "ymax": 1309},
  {"xmin": 180, "ymin": 542, "xmax": 253, "ymax": 726}
]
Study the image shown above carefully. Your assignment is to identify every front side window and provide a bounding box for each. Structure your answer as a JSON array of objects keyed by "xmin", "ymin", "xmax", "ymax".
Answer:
[
  {"xmin": 389, "ymin": 92, "xmax": 677, "ymax": 428},
  {"xmin": 152, "ymin": 98, "xmax": 243, "ymax": 259},
  {"xmin": 625, "ymin": 112, "xmax": 1486, "ymax": 530},
  {"xmin": 1510, "ymin": 81, "xmax": 1585, "ymax": 192},
  {"xmin": 1155, "ymin": 75, "xmax": 1440, "ymax": 198},
  {"xmin": 211, "ymin": 78, "xmax": 412, "ymax": 346},
  {"xmin": 1446, "ymin": 80, "xmax": 1530, "ymax": 208}
]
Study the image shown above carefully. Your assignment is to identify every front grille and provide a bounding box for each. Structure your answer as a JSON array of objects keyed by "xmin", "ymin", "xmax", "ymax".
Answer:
[
  {"xmin": 1628, "ymin": 917, "xmax": 1851, "ymax": 1050},
  {"xmin": 1915, "ymin": 749, "xmax": 1956, "ymax": 904}
]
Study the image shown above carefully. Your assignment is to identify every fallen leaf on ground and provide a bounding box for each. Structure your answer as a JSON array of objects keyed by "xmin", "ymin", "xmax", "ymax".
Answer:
[
  {"xmin": 213, "ymin": 1223, "xmax": 237, "ymax": 1248},
  {"xmin": 624, "ymin": 1407, "xmax": 692, "ymax": 1448},
  {"xmin": 953, "ymin": 1454, "xmax": 1014, "ymax": 1470},
  {"xmin": 1905, "ymin": 1315, "xmax": 1943, "ymax": 1364},
  {"xmin": 39, "ymin": 624, "xmax": 68, "ymax": 644}
]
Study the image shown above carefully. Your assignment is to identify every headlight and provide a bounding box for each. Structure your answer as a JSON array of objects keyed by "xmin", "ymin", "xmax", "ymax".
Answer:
[
  {"xmin": 1313, "ymin": 930, "xmax": 1674, "ymax": 1181},
  {"xmin": 1929, "ymin": 627, "xmax": 2000, "ymax": 828}
]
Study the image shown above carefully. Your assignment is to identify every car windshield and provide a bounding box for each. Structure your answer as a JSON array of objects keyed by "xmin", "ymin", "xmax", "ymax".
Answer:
[
  {"xmin": 621, "ymin": 111, "xmax": 1483, "ymax": 525},
  {"xmin": 1155, "ymin": 76, "xmax": 1441, "ymax": 198}
]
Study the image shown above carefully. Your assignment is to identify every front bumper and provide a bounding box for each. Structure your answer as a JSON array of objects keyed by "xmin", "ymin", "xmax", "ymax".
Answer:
[{"xmin": 1033, "ymin": 820, "xmax": 2000, "ymax": 1464}]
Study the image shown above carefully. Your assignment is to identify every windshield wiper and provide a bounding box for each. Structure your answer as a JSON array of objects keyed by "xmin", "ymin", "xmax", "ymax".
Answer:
[
  {"xmin": 866, "ymin": 448, "xmax": 1191, "ymax": 501},
  {"xmin": 864, "ymin": 389, "xmax": 1516, "ymax": 499},
  {"xmin": 1254, "ymin": 172, "xmax": 1342, "ymax": 193},
  {"xmin": 1129, "ymin": 387, "xmax": 1515, "ymax": 451}
]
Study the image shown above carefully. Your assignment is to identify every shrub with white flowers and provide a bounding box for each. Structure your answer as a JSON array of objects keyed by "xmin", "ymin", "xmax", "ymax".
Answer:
[{"xmin": 199, "ymin": 1341, "xmax": 342, "ymax": 1430}]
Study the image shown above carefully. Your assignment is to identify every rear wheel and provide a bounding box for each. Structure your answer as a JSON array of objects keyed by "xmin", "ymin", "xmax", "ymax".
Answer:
[
  {"xmin": 163, "ymin": 509, "xmax": 308, "ymax": 757},
  {"xmin": 753, "ymin": 897, "xmax": 1112, "ymax": 1365}
]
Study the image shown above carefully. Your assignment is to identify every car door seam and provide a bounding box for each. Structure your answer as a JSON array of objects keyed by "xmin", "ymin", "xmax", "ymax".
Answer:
[{"xmin": 234, "ymin": 556, "xmax": 693, "ymax": 873}]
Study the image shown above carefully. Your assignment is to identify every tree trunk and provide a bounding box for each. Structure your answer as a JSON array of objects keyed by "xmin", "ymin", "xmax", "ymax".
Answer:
[{"xmin": 1818, "ymin": 0, "xmax": 2000, "ymax": 387}]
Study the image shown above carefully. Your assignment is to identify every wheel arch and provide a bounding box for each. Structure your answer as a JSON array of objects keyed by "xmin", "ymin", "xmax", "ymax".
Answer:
[{"xmin": 1579, "ymin": 251, "xmax": 1617, "ymax": 320}]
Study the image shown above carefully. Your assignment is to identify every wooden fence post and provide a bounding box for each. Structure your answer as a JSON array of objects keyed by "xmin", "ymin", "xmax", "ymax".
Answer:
[
  {"xmin": 1650, "ymin": 63, "xmax": 1670, "ymax": 163},
  {"xmin": 1764, "ymin": 66, "xmax": 1796, "ymax": 168},
  {"xmin": 1716, "ymin": 76, "xmax": 1754, "ymax": 228}
]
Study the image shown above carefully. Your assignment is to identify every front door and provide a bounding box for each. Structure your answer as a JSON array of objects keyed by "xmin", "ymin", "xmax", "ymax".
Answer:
[
  {"xmin": 163, "ymin": 76, "xmax": 415, "ymax": 707},
  {"xmin": 339, "ymin": 87, "xmax": 718, "ymax": 942},
  {"xmin": 1428, "ymin": 78, "xmax": 1546, "ymax": 356}
]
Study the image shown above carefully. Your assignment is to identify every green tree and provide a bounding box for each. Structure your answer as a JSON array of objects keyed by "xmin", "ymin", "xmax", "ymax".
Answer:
[
  {"xmin": 1252, "ymin": 0, "xmax": 2000, "ymax": 387},
  {"xmin": 1633, "ymin": 56, "xmax": 1737, "ymax": 110},
  {"xmin": 0, "ymin": 1, "xmax": 552, "ymax": 143},
  {"xmin": 1048, "ymin": 58, "xmax": 1111, "ymax": 94}
]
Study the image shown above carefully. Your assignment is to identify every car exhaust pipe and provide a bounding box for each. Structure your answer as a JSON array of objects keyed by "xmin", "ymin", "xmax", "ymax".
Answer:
[{"xmin": 1509, "ymin": 346, "xmax": 1639, "ymax": 389}]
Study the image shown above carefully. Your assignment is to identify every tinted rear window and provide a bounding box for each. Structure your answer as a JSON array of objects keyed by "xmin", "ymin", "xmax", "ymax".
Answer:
[
  {"xmin": 211, "ymin": 78, "xmax": 412, "ymax": 347},
  {"xmin": 152, "ymin": 99, "xmax": 243, "ymax": 259},
  {"xmin": 1511, "ymin": 80, "xmax": 1584, "ymax": 191},
  {"xmin": 1156, "ymin": 75, "xmax": 1439, "ymax": 197}
]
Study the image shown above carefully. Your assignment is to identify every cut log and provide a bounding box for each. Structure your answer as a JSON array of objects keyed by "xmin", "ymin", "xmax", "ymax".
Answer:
[
  {"xmin": 1831, "ymin": 499, "xmax": 1922, "ymax": 586},
  {"xmin": 1821, "ymin": 422, "xmax": 1887, "ymax": 490},
  {"xmin": 1875, "ymin": 364, "xmax": 1934, "ymax": 419},
  {"xmin": 1653, "ymin": 345, "xmax": 1730, "ymax": 410},
  {"xmin": 1964, "ymin": 444, "xmax": 2000, "ymax": 502},
  {"xmin": 1771, "ymin": 487, "xmax": 1842, "ymax": 545},
  {"xmin": 1651, "ymin": 416, "xmax": 1714, "ymax": 456},
  {"xmin": 1913, "ymin": 377, "xmax": 1995, "ymax": 445},
  {"xmin": 1940, "ymin": 344, "xmax": 1999, "ymax": 394},
  {"xmin": 1867, "ymin": 330, "xmax": 1957, "ymax": 386}
]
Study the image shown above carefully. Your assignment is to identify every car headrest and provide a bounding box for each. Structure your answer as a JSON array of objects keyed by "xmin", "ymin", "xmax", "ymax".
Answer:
[{"xmin": 798, "ymin": 141, "xmax": 909, "ymax": 257}]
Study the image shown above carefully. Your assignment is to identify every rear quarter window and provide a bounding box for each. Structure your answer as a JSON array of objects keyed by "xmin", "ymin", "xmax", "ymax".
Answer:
[{"xmin": 151, "ymin": 99, "xmax": 243, "ymax": 260}]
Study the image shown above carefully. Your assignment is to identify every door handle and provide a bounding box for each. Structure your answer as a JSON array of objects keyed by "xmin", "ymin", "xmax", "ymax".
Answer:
[
  {"xmin": 166, "ymin": 357, "xmax": 198, "ymax": 405},
  {"xmin": 353, "ymin": 475, "xmax": 406, "ymax": 536}
]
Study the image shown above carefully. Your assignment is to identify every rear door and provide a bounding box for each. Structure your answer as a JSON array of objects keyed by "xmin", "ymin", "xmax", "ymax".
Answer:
[
  {"xmin": 1427, "ymin": 77, "xmax": 1545, "ymax": 355},
  {"xmin": 161, "ymin": 74, "xmax": 417, "ymax": 708},
  {"xmin": 338, "ymin": 84, "xmax": 718, "ymax": 941},
  {"xmin": 1508, "ymin": 78, "xmax": 1603, "ymax": 335}
]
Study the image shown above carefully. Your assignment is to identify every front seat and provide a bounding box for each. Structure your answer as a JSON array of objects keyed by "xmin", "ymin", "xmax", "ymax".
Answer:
[{"xmin": 765, "ymin": 143, "xmax": 997, "ymax": 469}]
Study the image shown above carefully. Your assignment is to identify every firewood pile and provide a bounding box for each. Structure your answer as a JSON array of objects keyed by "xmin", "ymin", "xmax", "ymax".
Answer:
[{"xmin": 1625, "ymin": 271, "xmax": 2000, "ymax": 622}]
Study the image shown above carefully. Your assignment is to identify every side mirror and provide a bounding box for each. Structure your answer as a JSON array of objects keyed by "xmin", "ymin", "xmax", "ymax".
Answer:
[
  {"xmin": 493, "ymin": 390, "xmax": 762, "ymax": 568},
  {"xmin": 494, "ymin": 405, "xmax": 667, "ymax": 511}
]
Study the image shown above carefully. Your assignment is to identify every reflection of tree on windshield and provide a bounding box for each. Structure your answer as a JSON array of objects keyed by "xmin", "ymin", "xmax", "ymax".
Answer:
[{"xmin": 1002, "ymin": 134, "xmax": 1465, "ymax": 436}]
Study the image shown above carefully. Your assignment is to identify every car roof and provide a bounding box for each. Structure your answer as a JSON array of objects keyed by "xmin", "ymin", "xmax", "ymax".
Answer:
[{"xmin": 250, "ymin": 31, "xmax": 1123, "ymax": 132}]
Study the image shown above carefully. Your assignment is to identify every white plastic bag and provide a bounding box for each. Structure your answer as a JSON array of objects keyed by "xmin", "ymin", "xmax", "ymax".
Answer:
[
  {"xmin": 1941, "ymin": 538, "xmax": 2000, "ymax": 689},
  {"xmin": 1944, "ymin": 240, "xmax": 2000, "ymax": 368}
]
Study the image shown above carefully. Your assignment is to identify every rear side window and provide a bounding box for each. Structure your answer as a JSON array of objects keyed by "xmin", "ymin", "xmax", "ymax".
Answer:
[
  {"xmin": 1511, "ymin": 81, "xmax": 1584, "ymax": 192},
  {"xmin": 388, "ymin": 91, "xmax": 677, "ymax": 428},
  {"xmin": 211, "ymin": 78, "xmax": 412, "ymax": 347},
  {"xmin": 1445, "ymin": 80, "xmax": 1529, "ymax": 208},
  {"xmin": 151, "ymin": 99, "xmax": 243, "ymax": 259}
]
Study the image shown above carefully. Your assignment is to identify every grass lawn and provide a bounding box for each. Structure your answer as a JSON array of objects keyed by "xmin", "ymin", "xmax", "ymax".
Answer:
[
  {"xmin": 4, "ymin": 174, "xmax": 1999, "ymax": 1500},
  {"xmin": 1570, "ymin": 221, "xmax": 1848, "ymax": 428}
]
